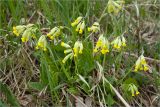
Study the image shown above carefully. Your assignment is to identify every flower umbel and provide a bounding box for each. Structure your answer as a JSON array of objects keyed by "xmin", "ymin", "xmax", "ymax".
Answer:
[
  {"xmin": 73, "ymin": 41, "xmax": 83, "ymax": 57},
  {"xmin": 71, "ymin": 16, "xmax": 85, "ymax": 34},
  {"xmin": 128, "ymin": 84, "xmax": 140, "ymax": 97},
  {"xmin": 13, "ymin": 25, "xmax": 26, "ymax": 36},
  {"xmin": 36, "ymin": 35, "xmax": 47, "ymax": 51},
  {"xmin": 21, "ymin": 29, "xmax": 32, "ymax": 42},
  {"xmin": 61, "ymin": 41, "xmax": 74, "ymax": 63},
  {"xmin": 107, "ymin": 0, "xmax": 125, "ymax": 15},
  {"xmin": 61, "ymin": 41, "xmax": 83, "ymax": 63},
  {"xmin": 111, "ymin": 35, "xmax": 126, "ymax": 50},
  {"xmin": 13, "ymin": 24, "xmax": 37, "ymax": 42},
  {"xmin": 134, "ymin": 55, "xmax": 149, "ymax": 72},
  {"xmin": 88, "ymin": 22, "xmax": 100, "ymax": 33},
  {"xmin": 47, "ymin": 26, "xmax": 63, "ymax": 40},
  {"xmin": 79, "ymin": 21, "xmax": 85, "ymax": 34},
  {"xmin": 71, "ymin": 16, "xmax": 83, "ymax": 27},
  {"xmin": 94, "ymin": 34, "xmax": 109, "ymax": 54},
  {"xmin": 21, "ymin": 27, "xmax": 37, "ymax": 42}
]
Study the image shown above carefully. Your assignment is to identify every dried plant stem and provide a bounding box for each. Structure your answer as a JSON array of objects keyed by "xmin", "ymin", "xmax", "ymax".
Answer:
[{"xmin": 103, "ymin": 77, "xmax": 131, "ymax": 107}]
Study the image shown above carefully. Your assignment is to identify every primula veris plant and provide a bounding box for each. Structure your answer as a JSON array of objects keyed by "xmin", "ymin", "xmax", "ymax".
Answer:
[
  {"xmin": 94, "ymin": 34, "xmax": 110, "ymax": 54},
  {"xmin": 9, "ymin": 0, "xmax": 155, "ymax": 106},
  {"xmin": 36, "ymin": 35, "xmax": 47, "ymax": 51},
  {"xmin": 13, "ymin": 24, "xmax": 37, "ymax": 42},
  {"xmin": 88, "ymin": 22, "xmax": 100, "ymax": 33},
  {"xmin": 61, "ymin": 41, "xmax": 74, "ymax": 63},
  {"xmin": 73, "ymin": 40, "xmax": 83, "ymax": 57},
  {"xmin": 134, "ymin": 55, "xmax": 149, "ymax": 72},
  {"xmin": 107, "ymin": 0, "xmax": 125, "ymax": 15},
  {"xmin": 123, "ymin": 83, "xmax": 140, "ymax": 97},
  {"xmin": 61, "ymin": 40, "xmax": 83, "ymax": 63},
  {"xmin": 71, "ymin": 16, "xmax": 85, "ymax": 34},
  {"xmin": 47, "ymin": 26, "xmax": 63, "ymax": 40},
  {"xmin": 111, "ymin": 35, "xmax": 126, "ymax": 50},
  {"xmin": 128, "ymin": 84, "xmax": 140, "ymax": 97},
  {"xmin": 13, "ymin": 25, "xmax": 26, "ymax": 36}
]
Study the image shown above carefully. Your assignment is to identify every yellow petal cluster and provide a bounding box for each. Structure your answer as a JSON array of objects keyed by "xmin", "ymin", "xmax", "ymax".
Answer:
[
  {"xmin": 134, "ymin": 55, "xmax": 149, "ymax": 72},
  {"xmin": 71, "ymin": 16, "xmax": 83, "ymax": 27},
  {"xmin": 13, "ymin": 24, "xmax": 37, "ymax": 42},
  {"xmin": 36, "ymin": 35, "xmax": 47, "ymax": 51},
  {"xmin": 21, "ymin": 29, "xmax": 32, "ymax": 42},
  {"xmin": 111, "ymin": 35, "xmax": 126, "ymax": 50},
  {"xmin": 107, "ymin": 0, "xmax": 125, "ymax": 15},
  {"xmin": 73, "ymin": 41, "xmax": 83, "ymax": 57},
  {"xmin": 71, "ymin": 16, "xmax": 85, "ymax": 34},
  {"xmin": 94, "ymin": 34, "xmax": 109, "ymax": 54},
  {"xmin": 61, "ymin": 42, "xmax": 73, "ymax": 63},
  {"xmin": 47, "ymin": 26, "xmax": 63, "ymax": 40},
  {"xmin": 128, "ymin": 84, "xmax": 140, "ymax": 97},
  {"xmin": 88, "ymin": 22, "xmax": 100, "ymax": 33},
  {"xmin": 13, "ymin": 25, "xmax": 26, "ymax": 36}
]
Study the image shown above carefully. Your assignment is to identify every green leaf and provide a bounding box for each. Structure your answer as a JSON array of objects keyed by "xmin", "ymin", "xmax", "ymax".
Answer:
[
  {"xmin": 67, "ymin": 87, "xmax": 78, "ymax": 94},
  {"xmin": 106, "ymin": 94, "xmax": 115, "ymax": 107},
  {"xmin": 28, "ymin": 82, "xmax": 46, "ymax": 91},
  {"xmin": 123, "ymin": 78, "xmax": 138, "ymax": 86},
  {"xmin": 77, "ymin": 74, "xmax": 90, "ymax": 88},
  {"xmin": 0, "ymin": 82, "xmax": 20, "ymax": 107},
  {"xmin": 77, "ymin": 42, "xmax": 95, "ymax": 73}
]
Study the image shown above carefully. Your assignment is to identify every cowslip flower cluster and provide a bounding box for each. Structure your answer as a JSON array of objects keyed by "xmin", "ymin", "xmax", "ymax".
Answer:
[
  {"xmin": 61, "ymin": 40, "xmax": 83, "ymax": 63},
  {"xmin": 61, "ymin": 42, "xmax": 72, "ymax": 63},
  {"xmin": 128, "ymin": 84, "xmax": 140, "ymax": 97},
  {"xmin": 94, "ymin": 34, "xmax": 110, "ymax": 54},
  {"xmin": 107, "ymin": 0, "xmax": 125, "ymax": 15},
  {"xmin": 73, "ymin": 41, "xmax": 83, "ymax": 57},
  {"xmin": 47, "ymin": 26, "xmax": 63, "ymax": 40},
  {"xmin": 111, "ymin": 35, "xmax": 126, "ymax": 50},
  {"xmin": 13, "ymin": 24, "xmax": 37, "ymax": 42},
  {"xmin": 13, "ymin": 25, "xmax": 26, "ymax": 36},
  {"xmin": 36, "ymin": 35, "xmax": 47, "ymax": 51},
  {"xmin": 71, "ymin": 16, "xmax": 85, "ymax": 34},
  {"xmin": 134, "ymin": 55, "xmax": 149, "ymax": 72},
  {"xmin": 88, "ymin": 22, "xmax": 100, "ymax": 33}
]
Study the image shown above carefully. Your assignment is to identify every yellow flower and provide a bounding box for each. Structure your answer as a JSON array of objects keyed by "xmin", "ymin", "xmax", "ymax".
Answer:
[
  {"xmin": 36, "ymin": 35, "xmax": 47, "ymax": 51},
  {"xmin": 62, "ymin": 53, "xmax": 74, "ymax": 63},
  {"xmin": 71, "ymin": 17, "xmax": 85, "ymax": 34},
  {"xmin": 64, "ymin": 49, "xmax": 72, "ymax": 54},
  {"xmin": 71, "ymin": 16, "xmax": 83, "ymax": 27},
  {"xmin": 88, "ymin": 22, "xmax": 100, "ymax": 33},
  {"xmin": 75, "ymin": 21, "xmax": 85, "ymax": 34},
  {"xmin": 61, "ymin": 41, "xmax": 83, "ymax": 63},
  {"xmin": 21, "ymin": 26, "xmax": 37, "ymax": 42},
  {"xmin": 107, "ymin": 0, "xmax": 125, "ymax": 15},
  {"xmin": 128, "ymin": 84, "xmax": 140, "ymax": 97},
  {"xmin": 61, "ymin": 42, "xmax": 71, "ymax": 48},
  {"xmin": 136, "ymin": 91, "xmax": 140, "ymax": 95},
  {"xmin": 21, "ymin": 29, "xmax": 32, "ymax": 42},
  {"xmin": 134, "ymin": 55, "xmax": 149, "ymax": 72},
  {"xmin": 61, "ymin": 41, "xmax": 74, "ymax": 63},
  {"xmin": 73, "ymin": 41, "xmax": 83, "ymax": 57},
  {"xmin": 94, "ymin": 34, "xmax": 109, "ymax": 54},
  {"xmin": 79, "ymin": 21, "xmax": 85, "ymax": 34},
  {"xmin": 111, "ymin": 35, "xmax": 126, "ymax": 50},
  {"xmin": 47, "ymin": 26, "xmax": 63, "ymax": 40},
  {"xmin": 13, "ymin": 24, "xmax": 37, "ymax": 42},
  {"xmin": 13, "ymin": 25, "xmax": 26, "ymax": 36}
]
